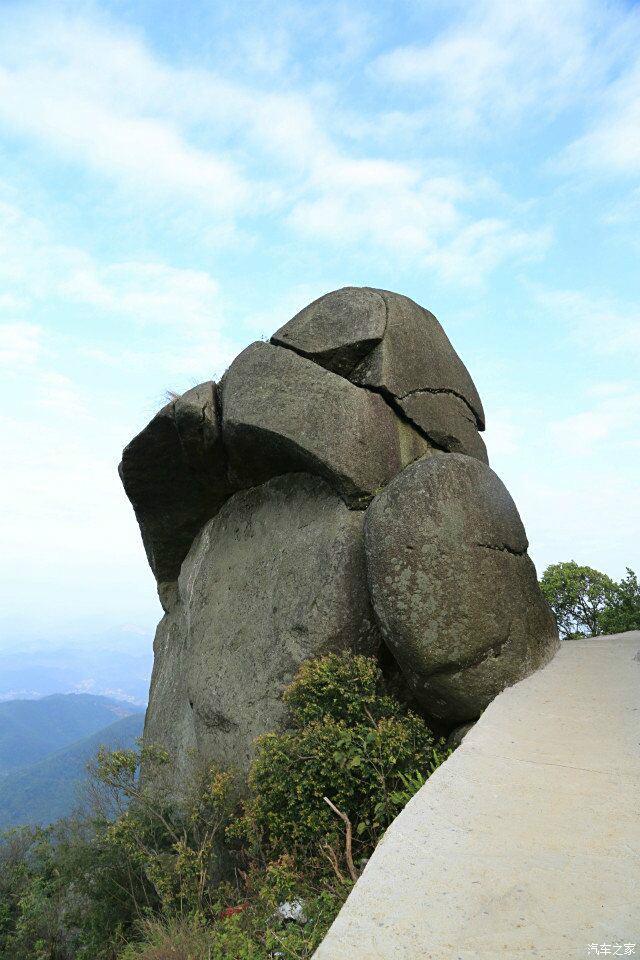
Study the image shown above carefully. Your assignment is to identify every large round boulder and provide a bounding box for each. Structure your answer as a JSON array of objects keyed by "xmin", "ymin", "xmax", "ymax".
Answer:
[
  {"xmin": 364, "ymin": 453, "xmax": 558, "ymax": 723},
  {"xmin": 145, "ymin": 473, "xmax": 381, "ymax": 785}
]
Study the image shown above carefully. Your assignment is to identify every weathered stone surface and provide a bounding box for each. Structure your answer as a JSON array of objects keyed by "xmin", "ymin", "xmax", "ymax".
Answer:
[
  {"xmin": 271, "ymin": 287, "xmax": 387, "ymax": 377},
  {"xmin": 364, "ymin": 453, "xmax": 558, "ymax": 723},
  {"xmin": 351, "ymin": 290, "xmax": 485, "ymax": 429},
  {"xmin": 143, "ymin": 602, "xmax": 198, "ymax": 798},
  {"xmin": 119, "ymin": 383, "xmax": 234, "ymax": 589},
  {"xmin": 398, "ymin": 391, "xmax": 488, "ymax": 463},
  {"xmin": 221, "ymin": 341, "xmax": 431, "ymax": 508},
  {"xmin": 145, "ymin": 473, "xmax": 381, "ymax": 783}
]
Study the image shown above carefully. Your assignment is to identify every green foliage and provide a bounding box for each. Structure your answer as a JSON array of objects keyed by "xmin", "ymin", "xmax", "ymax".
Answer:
[
  {"xmin": 540, "ymin": 561, "xmax": 640, "ymax": 639},
  {"xmin": 93, "ymin": 742, "xmax": 236, "ymax": 917},
  {"xmin": 117, "ymin": 858, "xmax": 347, "ymax": 960},
  {"xmin": 540, "ymin": 561, "xmax": 616, "ymax": 638},
  {"xmin": 0, "ymin": 817, "xmax": 137, "ymax": 960},
  {"xmin": 282, "ymin": 653, "xmax": 399, "ymax": 727},
  {"xmin": 0, "ymin": 694, "xmax": 143, "ymax": 778},
  {"xmin": 0, "ymin": 747, "xmax": 237, "ymax": 960},
  {"xmin": 232, "ymin": 653, "xmax": 447, "ymax": 871},
  {"xmin": 0, "ymin": 653, "xmax": 446, "ymax": 960},
  {"xmin": 598, "ymin": 568, "xmax": 640, "ymax": 635},
  {"xmin": 0, "ymin": 714, "xmax": 144, "ymax": 831}
]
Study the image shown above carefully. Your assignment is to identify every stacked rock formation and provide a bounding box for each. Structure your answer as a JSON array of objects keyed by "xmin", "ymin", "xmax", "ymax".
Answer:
[{"xmin": 120, "ymin": 287, "xmax": 559, "ymax": 790}]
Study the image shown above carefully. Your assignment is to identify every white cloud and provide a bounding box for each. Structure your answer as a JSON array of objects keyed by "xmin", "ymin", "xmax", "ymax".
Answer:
[
  {"xmin": 371, "ymin": 0, "xmax": 601, "ymax": 131},
  {"xmin": 560, "ymin": 60, "xmax": 640, "ymax": 176},
  {"xmin": 0, "ymin": 321, "xmax": 42, "ymax": 366},
  {"xmin": 289, "ymin": 161, "xmax": 547, "ymax": 281},
  {"xmin": 602, "ymin": 186, "xmax": 640, "ymax": 225},
  {"xmin": 39, "ymin": 371, "xmax": 89, "ymax": 419},
  {"xmin": 0, "ymin": 16, "xmax": 250, "ymax": 213},
  {"xmin": 488, "ymin": 377, "xmax": 640, "ymax": 581},
  {"xmin": 61, "ymin": 262, "xmax": 220, "ymax": 329},
  {"xmin": 0, "ymin": 404, "xmax": 159, "ymax": 625},
  {"xmin": 0, "ymin": 8, "xmax": 550, "ymax": 286},
  {"xmin": 0, "ymin": 195, "xmax": 236, "ymax": 381},
  {"xmin": 424, "ymin": 219, "xmax": 550, "ymax": 285},
  {"xmin": 548, "ymin": 387, "xmax": 640, "ymax": 456},
  {"xmin": 482, "ymin": 413, "xmax": 523, "ymax": 459},
  {"xmin": 533, "ymin": 286, "xmax": 640, "ymax": 359}
]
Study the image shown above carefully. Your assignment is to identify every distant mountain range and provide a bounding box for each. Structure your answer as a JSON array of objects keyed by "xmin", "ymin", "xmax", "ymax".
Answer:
[
  {"xmin": 0, "ymin": 694, "xmax": 145, "ymax": 830},
  {"xmin": 0, "ymin": 635, "xmax": 153, "ymax": 705}
]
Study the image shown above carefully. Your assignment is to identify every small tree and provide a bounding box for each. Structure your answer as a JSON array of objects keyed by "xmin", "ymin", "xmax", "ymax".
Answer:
[
  {"xmin": 598, "ymin": 568, "xmax": 640, "ymax": 635},
  {"xmin": 92, "ymin": 744, "xmax": 235, "ymax": 918},
  {"xmin": 540, "ymin": 561, "xmax": 615, "ymax": 638}
]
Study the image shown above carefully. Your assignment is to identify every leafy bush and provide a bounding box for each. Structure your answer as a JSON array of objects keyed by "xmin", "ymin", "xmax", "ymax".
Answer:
[
  {"xmin": 95, "ymin": 744, "xmax": 235, "ymax": 916},
  {"xmin": 0, "ymin": 653, "xmax": 446, "ymax": 960},
  {"xmin": 231, "ymin": 653, "xmax": 447, "ymax": 875},
  {"xmin": 0, "ymin": 817, "xmax": 135, "ymax": 960}
]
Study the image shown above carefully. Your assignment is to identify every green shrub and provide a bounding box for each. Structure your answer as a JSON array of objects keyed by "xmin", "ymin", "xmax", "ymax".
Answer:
[
  {"xmin": 1, "ymin": 653, "xmax": 447, "ymax": 960},
  {"xmin": 117, "ymin": 859, "xmax": 347, "ymax": 960},
  {"xmin": 231, "ymin": 653, "xmax": 446, "ymax": 874},
  {"xmin": 95, "ymin": 746, "xmax": 235, "ymax": 917}
]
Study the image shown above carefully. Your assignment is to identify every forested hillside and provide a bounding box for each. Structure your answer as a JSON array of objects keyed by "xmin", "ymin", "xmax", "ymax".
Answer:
[
  {"xmin": 0, "ymin": 712, "xmax": 144, "ymax": 829},
  {"xmin": 0, "ymin": 693, "xmax": 143, "ymax": 775}
]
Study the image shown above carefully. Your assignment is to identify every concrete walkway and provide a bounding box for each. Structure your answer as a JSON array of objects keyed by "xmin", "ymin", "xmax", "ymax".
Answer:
[{"xmin": 314, "ymin": 633, "xmax": 640, "ymax": 960}]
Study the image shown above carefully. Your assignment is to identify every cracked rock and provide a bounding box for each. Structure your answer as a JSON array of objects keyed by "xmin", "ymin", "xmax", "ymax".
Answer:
[
  {"xmin": 119, "ymin": 286, "xmax": 557, "ymax": 793},
  {"xmin": 271, "ymin": 286, "xmax": 387, "ymax": 377},
  {"xmin": 351, "ymin": 290, "xmax": 485, "ymax": 429},
  {"xmin": 221, "ymin": 340, "xmax": 431, "ymax": 508},
  {"xmin": 398, "ymin": 391, "xmax": 488, "ymax": 463},
  {"xmin": 364, "ymin": 453, "xmax": 559, "ymax": 723}
]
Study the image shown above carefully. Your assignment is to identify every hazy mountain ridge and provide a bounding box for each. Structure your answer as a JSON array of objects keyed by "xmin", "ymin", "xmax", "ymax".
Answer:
[
  {"xmin": 0, "ymin": 693, "xmax": 144, "ymax": 776},
  {"xmin": 0, "ymin": 712, "xmax": 144, "ymax": 829},
  {"xmin": 0, "ymin": 624, "xmax": 154, "ymax": 705}
]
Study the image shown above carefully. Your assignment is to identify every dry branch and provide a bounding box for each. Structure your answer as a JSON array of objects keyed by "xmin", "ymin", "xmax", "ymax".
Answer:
[{"xmin": 323, "ymin": 796, "xmax": 358, "ymax": 882}]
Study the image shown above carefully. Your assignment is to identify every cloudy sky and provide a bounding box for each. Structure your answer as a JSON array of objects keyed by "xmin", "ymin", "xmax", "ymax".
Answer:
[{"xmin": 1, "ymin": 0, "xmax": 638, "ymax": 647}]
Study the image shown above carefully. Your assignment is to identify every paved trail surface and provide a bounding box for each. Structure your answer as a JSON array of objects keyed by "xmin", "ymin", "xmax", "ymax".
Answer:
[{"xmin": 315, "ymin": 632, "xmax": 640, "ymax": 959}]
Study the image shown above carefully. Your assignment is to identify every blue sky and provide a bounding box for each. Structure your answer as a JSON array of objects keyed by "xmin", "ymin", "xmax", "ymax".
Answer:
[{"xmin": 1, "ymin": 0, "xmax": 638, "ymax": 647}]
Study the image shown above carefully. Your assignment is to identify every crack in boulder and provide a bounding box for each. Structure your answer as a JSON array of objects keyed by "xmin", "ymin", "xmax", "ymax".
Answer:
[{"xmin": 474, "ymin": 541, "xmax": 528, "ymax": 557}]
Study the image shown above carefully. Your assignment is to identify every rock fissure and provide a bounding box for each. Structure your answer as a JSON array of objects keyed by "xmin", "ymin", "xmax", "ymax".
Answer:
[
  {"xmin": 397, "ymin": 385, "xmax": 481, "ymax": 427},
  {"xmin": 270, "ymin": 286, "xmax": 388, "ymax": 379},
  {"xmin": 119, "ymin": 285, "xmax": 559, "ymax": 791},
  {"xmin": 474, "ymin": 541, "xmax": 528, "ymax": 557},
  {"xmin": 268, "ymin": 339, "xmax": 445, "ymax": 454},
  {"xmin": 360, "ymin": 382, "xmax": 449, "ymax": 452}
]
